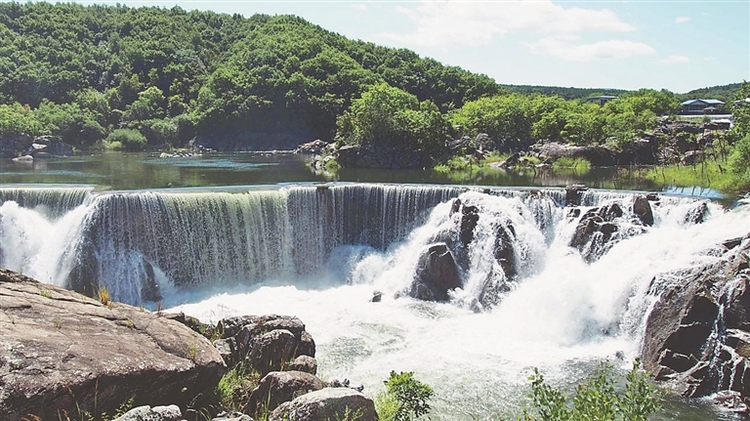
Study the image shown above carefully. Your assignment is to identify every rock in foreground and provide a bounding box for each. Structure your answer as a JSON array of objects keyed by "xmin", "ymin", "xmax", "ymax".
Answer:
[
  {"xmin": 0, "ymin": 269, "xmax": 225, "ymax": 420},
  {"xmin": 269, "ymin": 387, "xmax": 377, "ymax": 421}
]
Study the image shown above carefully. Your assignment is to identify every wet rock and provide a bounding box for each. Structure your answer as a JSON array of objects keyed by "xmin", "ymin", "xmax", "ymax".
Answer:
[
  {"xmin": 494, "ymin": 222, "xmax": 517, "ymax": 278},
  {"xmin": 243, "ymin": 371, "xmax": 324, "ymax": 418},
  {"xmin": 685, "ymin": 202, "xmax": 710, "ymax": 225},
  {"xmin": 269, "ymin": 388, "xmax": 377, "ymax": 421},
  {"xmin": 0, "ymin": 269, "xmax": 225, "ymax": 421},
  {"xmin": 565, "ymin": 184, "xmax": 588, "ymax": 207},
  {"xmin": 409, "ymin": 243, "xmax": 462, "ymax": 301},
  {"xmin": 632, "ymin": 195, "xmax": 654, "ymax": 226},
  {"xmin": 460, "ymin": 205, "xmax": 480, "ymax": 244},
  {"xmin": 642, "ymin": 237, "xmax": 750, "ymax": 398},
  {"xmin": 370, "ymin": 290, "xmax": 382, "ymax": 303},
  {"xmin": 569, "ymin": 202, "xmax": 646, "ymax": 262}
]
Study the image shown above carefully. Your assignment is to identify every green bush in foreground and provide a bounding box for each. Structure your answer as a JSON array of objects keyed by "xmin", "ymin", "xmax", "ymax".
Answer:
[
  {"xmin": 376, "ymin": 371, "xmax": 434, "ymax": 421},
  {"xmin": 521, "ymin": 359, "xmax": 661, "ymax": 421}
]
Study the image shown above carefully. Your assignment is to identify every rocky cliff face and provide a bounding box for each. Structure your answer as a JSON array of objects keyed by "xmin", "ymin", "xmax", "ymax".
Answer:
[
  {"xmin": 0, "ymin": 269, "xmax": 226, "ymax": 420},
  {"xmin": 641, "ymin": 234, "xmax": 750, "ymax": 399}
]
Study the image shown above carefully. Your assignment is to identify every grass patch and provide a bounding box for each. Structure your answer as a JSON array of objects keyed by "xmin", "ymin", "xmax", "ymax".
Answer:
[
  {"xmin": 215, "ymin": 362, "xmax": 262, "ymax": 411},
  {"xmin": 434, "ymin": 155, "xmax": 481, "ymax": 174},
  {"xmin": 97, "ymin": 286, "xmax": 111, "ymax": 306},
  {"xmin": 551, "ymin": 156, "xmax": 591, "ymax": 173},
  {"xmin": 644, "ymin": 160, "xmax": 737, "ymax": 192}
]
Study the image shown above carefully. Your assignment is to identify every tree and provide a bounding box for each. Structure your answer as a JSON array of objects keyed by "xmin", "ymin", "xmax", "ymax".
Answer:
[{"xmin": 336, "ymin": 83, "xmax": 452, "ymax": 162}]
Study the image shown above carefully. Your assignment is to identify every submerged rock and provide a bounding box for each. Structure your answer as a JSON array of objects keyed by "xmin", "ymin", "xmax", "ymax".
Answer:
[{"xmin": 0, "ymin": 269, "xmax": 225, "ymax": 421}]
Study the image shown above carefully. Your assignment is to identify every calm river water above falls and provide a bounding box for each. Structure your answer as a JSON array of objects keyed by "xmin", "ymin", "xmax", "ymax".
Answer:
[
  {"xmin": 0, "ymin": 152, "xmax": 744, "ymax": 420},
  {"xmin": 0, "ymin": 151, "xmax": 725, "ymax": 198}
]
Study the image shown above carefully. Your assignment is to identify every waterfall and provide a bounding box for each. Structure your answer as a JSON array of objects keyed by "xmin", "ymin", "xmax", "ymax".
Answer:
[{"xmin": 2, "ymin": 183, "xmax": 749, "ymax": 419}]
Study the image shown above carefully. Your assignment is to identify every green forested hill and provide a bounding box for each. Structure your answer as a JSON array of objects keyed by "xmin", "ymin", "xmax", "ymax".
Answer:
[
  {"xmin": 0, "ymin": 2, "xmax": 743, "ymax": 154},
  {"xmin": 0, "ymin": 2, "xmax": 499, "ymax": 149},
  {"xmin": 678, "ymin": 83, "xmax": 744, "ymax": 103}
]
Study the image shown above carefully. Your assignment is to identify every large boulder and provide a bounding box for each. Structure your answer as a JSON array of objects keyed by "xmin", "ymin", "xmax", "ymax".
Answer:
[
  {"xmin": 642, "ymin": 236, "xmax": 750, "ymax": 398},
  {"xmin": 0, "ymin": 269, "xmax": 226, "ymax": 421},
  {"xmin": 25, "ymin": 135, "xmax": 74, "ymax": 158},
  {"xmin": 269, "ymin": 388, "xmax": 377, "ymax": 421},
  {"xmin": 243, "ymin": 371, "xmax": 324, "ymax": 417},
  {"xmin": 408, "ymin": 243, "xmax": 462, "ymax": 301}
]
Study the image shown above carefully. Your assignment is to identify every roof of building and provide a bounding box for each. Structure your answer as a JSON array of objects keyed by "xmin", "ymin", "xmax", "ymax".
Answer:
[
  {"xmin": 681, "ymin": 99, "xmax": 725, "ymax": 106},
  {"xmin": 586, "ymin": 95, "xmax": 618, "ymax": 101}
]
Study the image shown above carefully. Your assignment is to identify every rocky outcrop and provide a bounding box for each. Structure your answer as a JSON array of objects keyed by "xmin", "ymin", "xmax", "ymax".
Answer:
[
  {"xmin": 528, "ymin": 142, "xmax": 618, "ymax": 167},
  {"xmin": 243, "ymin": 371, "xmax": 324, "ymax": 418},
  {"xmin": 409, "ymin": 243, "xmax": 462, "ymax": 301},
  {"xmin": 214, "ymin": 315, "xmax": 316, "ymax": 376},
  {"xmin": 0, "ymin": 269, "xmax": 226, "ymax": 421},
  {"xmin": 269, "ymin": 387, "xmax": 377, "ymax": 421},
  {"xmin": 642, "ymin": 235, "xmax": 750, "ymax": 398}
]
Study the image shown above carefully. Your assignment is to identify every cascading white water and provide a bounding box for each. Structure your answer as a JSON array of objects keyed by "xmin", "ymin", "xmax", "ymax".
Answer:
[{"xmin": 1, "ymin": 184, "xmax": 748, "ymax": 419}]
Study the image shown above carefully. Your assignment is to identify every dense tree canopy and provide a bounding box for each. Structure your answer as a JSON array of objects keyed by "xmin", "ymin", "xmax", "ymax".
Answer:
[
  {"xmin": 0, "ymin": 3, "xmax": 499, "ymax": 149},
  {"xmin": 0, "ymin": 2, "xmax": 743, "ymax": 158}
]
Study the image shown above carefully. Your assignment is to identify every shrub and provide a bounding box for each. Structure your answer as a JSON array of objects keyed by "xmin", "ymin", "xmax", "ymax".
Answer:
[
  {"xmin": 376, "ymin": 371, "xmax": 433, "ymax": 421},
  {"xmin": 105, "ymin": 128, "xmax": 147, "ymax": 152},
  {"xmin": 521, "ymin": 359, "xmax": 661, "ymax": 421}
]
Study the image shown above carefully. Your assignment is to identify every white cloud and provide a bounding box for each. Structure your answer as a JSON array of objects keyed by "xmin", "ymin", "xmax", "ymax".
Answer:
[
  {"xmin": 660, "ymin": 55, "xmax": 690, "ymax": 64},
  {"xmin": 525, "ymin": 36, "xmax": 657, "ymax": 62},
  {"xmin": 675, "ymin": 16, "xmax": 691, "ymax": 24},
  {"xmin": 379, "ymin": 0, "xmax": 635, "ymax": 48},
  {"xmin": 351, "ymin": 4, "xmax": 368, "ymax": 13}
]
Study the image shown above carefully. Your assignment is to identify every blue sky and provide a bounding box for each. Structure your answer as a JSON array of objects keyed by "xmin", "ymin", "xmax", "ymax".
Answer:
[{"xmin": 69, "ymin": 0, "xmax": 749, "ymax": 93}]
